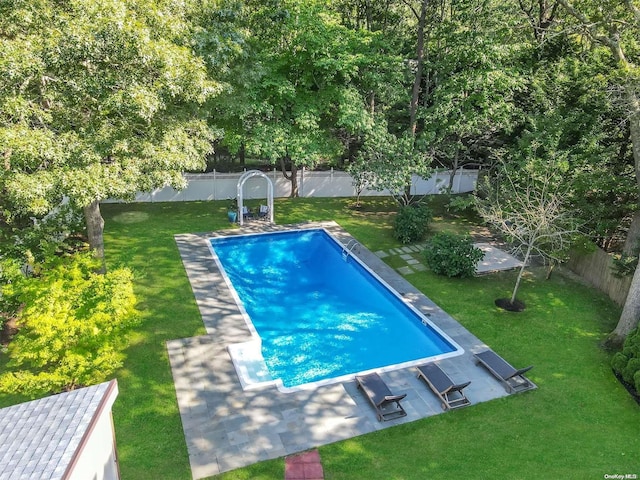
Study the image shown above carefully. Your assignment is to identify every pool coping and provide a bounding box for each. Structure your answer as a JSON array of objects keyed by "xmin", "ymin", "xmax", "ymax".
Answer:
[{"xmin": 169, "ymin": 221, "xmax": 525, "ymax": 479}]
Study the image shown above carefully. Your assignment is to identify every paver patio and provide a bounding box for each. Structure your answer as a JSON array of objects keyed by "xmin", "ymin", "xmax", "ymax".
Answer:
[{"xmin": 168, "ymin": 221, "xmax": 532, "ymax": 479}]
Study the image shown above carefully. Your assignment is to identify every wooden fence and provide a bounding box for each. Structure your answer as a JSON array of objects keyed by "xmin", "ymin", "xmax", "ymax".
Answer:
[{"xmin": 567, "ymin": 247, "xmax": 632, "ymax": 307}]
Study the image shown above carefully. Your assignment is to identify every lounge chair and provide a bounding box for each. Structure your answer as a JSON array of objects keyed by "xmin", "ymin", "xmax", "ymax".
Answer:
[
  {"xmin": 355, "ymin": 372, "xmax": 407, "ymax": 422},
  {"xmin": 474, "ymin": 349, "xmax": 535, "ymax": 393},
  {"xmin": 416, "ymin": 363, "xmax": 471, "ymax": 410}
]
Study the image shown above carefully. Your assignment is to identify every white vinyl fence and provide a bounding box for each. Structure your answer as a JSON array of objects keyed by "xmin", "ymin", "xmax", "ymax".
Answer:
[{"xmin": 104, "ymin": 168, "xmax": 479, "ymax": 203}]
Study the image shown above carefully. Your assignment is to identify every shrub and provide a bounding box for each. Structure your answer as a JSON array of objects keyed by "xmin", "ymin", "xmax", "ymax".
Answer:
[
  {"xmin": 612, "ymin": 327, "xmax": 640, "ymax": 393},
  {"xmin": 393, "ymin": 204, "xmax": 432, "ymax": 244},
  {"xmin": 0, "ymin": 253, "xmax": 139, "ymax": 397},
  {"xmin": 424, "ymin": 232, "xmax": 484, "ymax": 278}
]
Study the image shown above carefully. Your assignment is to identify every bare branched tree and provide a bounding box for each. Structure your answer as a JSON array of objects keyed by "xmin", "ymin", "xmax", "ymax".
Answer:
[{"xmin": 477, "ymin": 165, "xmax": 581, "ymax": 307}]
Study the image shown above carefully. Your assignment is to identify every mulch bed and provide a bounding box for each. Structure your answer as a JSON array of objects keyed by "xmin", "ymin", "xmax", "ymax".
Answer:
[{"xmin": 495, "ymin": 298, "xmax": 526, "ymax": 312}]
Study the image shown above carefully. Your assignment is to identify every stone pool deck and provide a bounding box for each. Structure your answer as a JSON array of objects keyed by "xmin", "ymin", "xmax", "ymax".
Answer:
[{"xmin": 168, "ymin": 221, "xmax": 532, "ymax": 479}]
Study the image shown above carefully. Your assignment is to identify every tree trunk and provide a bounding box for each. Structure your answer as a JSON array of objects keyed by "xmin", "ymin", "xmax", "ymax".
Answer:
[
  {"xmin": 510, "ymin": 243, "xmax": 533, "ymax": 303},
  {"xmin": 448, "ymin": 150, "xmax": 459, "ymax": 191},
  {"xmin": 606, "ymin": 87, "xmax": 640, "ymax": 346},
  {"xmin": 279, "ymin": 156, "xmax": 299, "ymax": 198},
  {"xmin": 83, "ymin": 199, "xmax": 106, "ymax": 273},
  {"xmin": 605, "ymin": 259, "xmax": 640, "ymax": 349},
  {"xmin": 239, "ymin": 142, "xmax": 245, "ymax": 166},
  {"xmin": 289, "ymin": 163, "xmax": 298, "ymax": 198},
  {"xmin": 409, "ymin": 0, "xmax": 428, "ymax": 137},
  {"xmin": 623, "ymin": 211, "xmax": 640, "ymax": 255}
]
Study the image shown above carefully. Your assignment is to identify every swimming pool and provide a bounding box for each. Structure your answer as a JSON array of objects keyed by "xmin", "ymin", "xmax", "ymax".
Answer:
[{"xmin": 209, "ymin": 229, "xmax": 463, "ymax": 392}]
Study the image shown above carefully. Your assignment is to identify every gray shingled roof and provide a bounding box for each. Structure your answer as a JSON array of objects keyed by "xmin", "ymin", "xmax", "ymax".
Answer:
[{"xmin": 0, "ymin": 380, "xmax": 118, "ymax": 480}]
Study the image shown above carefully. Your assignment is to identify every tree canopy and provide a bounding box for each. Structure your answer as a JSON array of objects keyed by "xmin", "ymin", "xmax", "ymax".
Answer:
[
  {"xmin": 3, "ymin": 0, "xmax": 640, "ymax": 356},
  {"xmin": 0, "ymin": 0, "xmax": 221, "ymax": 259}
]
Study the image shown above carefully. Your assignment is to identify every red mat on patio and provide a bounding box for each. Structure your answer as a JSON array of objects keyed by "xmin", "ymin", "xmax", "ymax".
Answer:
[{"xmin": 284, "ymin": 450, "xmax": 324, "ymax": 480}]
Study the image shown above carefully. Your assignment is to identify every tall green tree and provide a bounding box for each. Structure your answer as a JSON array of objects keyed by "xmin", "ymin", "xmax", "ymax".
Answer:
[
  {"xmin": 213, "ymin": 0, "xmax": 386, "ymax": 196},
  {"xmin": 0, "ymin": 0, "xmax": 221, "ymax": 265},
  {"xmin": 419, "ymin": 0, "xmax": 527, "ymax": 189},
  {"xmin": 555, "ymin": 0, "xmax": 640, "ymax": 347}
]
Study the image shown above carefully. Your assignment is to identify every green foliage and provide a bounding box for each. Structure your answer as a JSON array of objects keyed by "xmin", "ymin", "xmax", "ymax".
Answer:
[
  {"xmin": 612, "ymin": 327, "xmax": 640, "ymax": 392},
  {"xmin": 446, "ymin": 194, "xmax": 477, "ymax": 214},
  {"xmin": 0, "ymin": 0, "xmax": 220, "ymax": 216},
  {"xmin": 0, "ymin": 253, "xmax": 139, "ymax": 397},
  {"xmin": 0, "ymin": 258, "xmax": 26, "ymax": 323},
  {"xmin": 348, "ymin": 119, "xmax": 433, "ymax": 205},
  {"xmin": 611, "ymin": 253, "xmax": 639, "ymax": 278},
  {"xmin": 424, "ymin": 232, "xmax": 484, "ymax": 278},
  {"xmin": 393, "ymin": 204, "xmax": 432, "ymax": 244},
  {"xmin": 0, "ymin": 201, "xmax": 86, "ymax": 266},
  {"xmin": 213, "ymin": 1, "xmax": 392, "ymax": 171},
  {"xmin": 418, "ymin": 1, "xmax": 526, "ymax": 175}
]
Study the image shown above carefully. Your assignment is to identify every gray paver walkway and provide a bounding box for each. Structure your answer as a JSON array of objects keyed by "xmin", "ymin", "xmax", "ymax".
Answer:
[{"xmin": 169, "ymin": 221, "xmax": 532, "ymax": 479}]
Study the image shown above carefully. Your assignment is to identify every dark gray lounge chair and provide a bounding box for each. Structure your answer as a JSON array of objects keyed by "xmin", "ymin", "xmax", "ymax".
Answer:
[
  {"xmin": 355, "ymin": 372, "xmax": 407, "ymax": 421},
  {"xmin": 474, "ymin": 349, "xmax": 535, "ymax": 393},
  {"xmin": 416, "ymin": 363, "xmax": 471, "ymax": 410}
]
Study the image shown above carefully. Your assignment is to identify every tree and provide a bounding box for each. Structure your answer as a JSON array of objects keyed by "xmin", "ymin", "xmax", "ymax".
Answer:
[
  {"xmin": 555, "ymin": 0, "xmax": 640, "ymax": 346},
  {"xmin": 346, "ymin": 118, "xmax": 431, "ymax": 205},
  {"xmin": 0, "ymin": 253, "xmax": 139, "ymax": 397},
  {"xmin": 213, "ymin": 0, "xmax": 379, "ymax": 196},
  {"xmin": 476, "ymin": 161, "xmax": 581, "ymax": 310},
  {"xmin": 0, "ymin": 0, "xmax": 220, "ymax": 266},
  {"xmin": 419, "ymin": 0, "xmax": 527, "ymax": 190}
]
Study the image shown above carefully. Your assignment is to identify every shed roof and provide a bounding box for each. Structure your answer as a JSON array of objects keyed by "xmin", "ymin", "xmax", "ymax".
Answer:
[{"xmin": 0, "ymin": 379, "xmax": 118, "ymax": 480}]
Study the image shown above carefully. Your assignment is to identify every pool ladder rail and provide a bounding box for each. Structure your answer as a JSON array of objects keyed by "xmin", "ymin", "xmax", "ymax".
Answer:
[{"xmin": 342, "ymin": 239, "xmax": 360, "ymax": 261}]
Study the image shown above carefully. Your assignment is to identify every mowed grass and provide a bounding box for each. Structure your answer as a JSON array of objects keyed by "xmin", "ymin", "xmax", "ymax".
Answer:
[
  {"xmin": 2, "ymin": 196, "xmax": 638, "ymax": 479},
  {"xmin": 99, "ymin": 197, "xmax": 401, "ymax": 479}
]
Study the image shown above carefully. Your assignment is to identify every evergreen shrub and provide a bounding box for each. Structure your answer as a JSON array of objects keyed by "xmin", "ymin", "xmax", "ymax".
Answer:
[{"xmin": 612, "ymin": 327, "xmax": 640, "ymax": 393}]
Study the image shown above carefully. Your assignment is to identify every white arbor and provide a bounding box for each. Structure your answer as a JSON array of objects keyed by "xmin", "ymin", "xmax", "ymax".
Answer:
[{"xmin": 236, "ymin": 170, "xmax": 274, "ymax": 226}]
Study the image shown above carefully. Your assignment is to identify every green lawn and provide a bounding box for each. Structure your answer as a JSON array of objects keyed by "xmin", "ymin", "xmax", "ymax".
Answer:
[{"xmin": 2, "ymin": 197, "xmax": 638, "ymax": 479}]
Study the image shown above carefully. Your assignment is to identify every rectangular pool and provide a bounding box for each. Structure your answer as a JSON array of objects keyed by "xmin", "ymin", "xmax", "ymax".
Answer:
[{"xmin": 209, "ymin": 229, "xmax": 463, "ymax": 392}]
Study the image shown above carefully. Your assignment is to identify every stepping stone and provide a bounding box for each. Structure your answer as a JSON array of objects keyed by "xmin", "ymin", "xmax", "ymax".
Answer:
[
  {"xmin": 397, "ymin": 266, "xmax": 414, "ymax": 275},
  {"xmin": 406, "ymin": 259, "xmax": 420, "ymax": 265},
  {"xmin": 409, "ymin": 245, "xmax": 421, "ymax": 252},
  {"xmin": 400, "ymin": 254, "xmax": 413, "ymax": 260},
  {"xmin": 374, "ymin": 250, "xmax": 389, "ymax": 259},
  {"xmin": 285, "ymin": 450, "xmax": 324, "ymax": 480},
  {"xmin": 401, "ymin": 246, "xmax": 414, "ymax": 253},
  {"xmin": 413, "ymin": 264, "xmax": 428, "ymax": 271}
]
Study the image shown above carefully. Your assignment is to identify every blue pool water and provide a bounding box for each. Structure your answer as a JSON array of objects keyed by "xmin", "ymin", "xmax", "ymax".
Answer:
[{"xmin": 210, "ymin": 229, "xmax": 462, "ymax": 390}]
